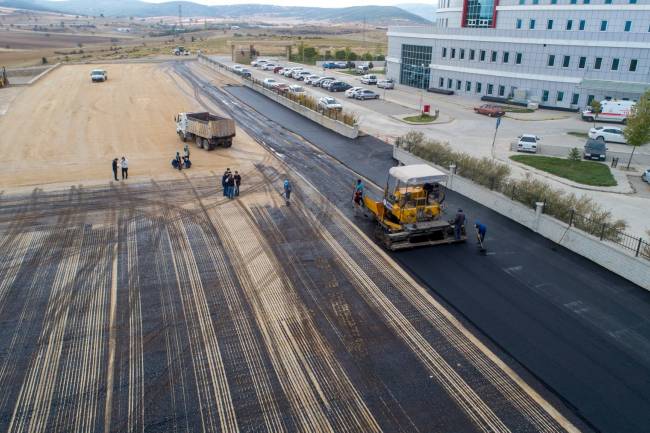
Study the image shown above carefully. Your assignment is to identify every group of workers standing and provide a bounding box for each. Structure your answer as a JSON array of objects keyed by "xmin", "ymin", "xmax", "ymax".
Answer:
[
  {"xmin": 173, "ymin": 144, "xmax": 192, "ymax": 170},
  {"xmin": 111, "ymin": 156, "xmax": 128, "ymax": 181},
  {"xmin": 453, "ymin": 208, "xmax": 487, "ymax": 247},
  {"xmin": 221, "ymin": 168, "xmax": 242, "ymax": 199}
]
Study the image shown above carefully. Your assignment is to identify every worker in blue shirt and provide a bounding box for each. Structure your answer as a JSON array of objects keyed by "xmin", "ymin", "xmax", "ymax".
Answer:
[{"xmin": 475, "ymin": 221, "xmax": 487, "ymax": 245}]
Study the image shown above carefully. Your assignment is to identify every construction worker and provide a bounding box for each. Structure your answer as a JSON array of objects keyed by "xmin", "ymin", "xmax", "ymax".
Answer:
[
  {"xmin": 183, "ymin": 143, "xmax": 190, "ymax": 160},
  {"xmin": 234, "ymin": 171, "xmax": 241, "ymax": 196},
  {"xmin": 222, "ymin": 168, "xmax": 231, "ymax": 196},
  {"xmin": 353, "ymin": 179, "xmax": 364, "ymax": 216},
  {"xmin": 475, "ymin": 220, "xmax": 487, "ymax": 246},
  {"xmin": 175, "ymin": 152, "xmax": 182, "ymax": 170},
  {"xmin": 283, "ymin": 179, "xmax": 292, "ymax": 206},
  {"xmin": 111, "ymin": 158, "xmax": 119, "ymax": 181},
  {"xmin": 452, "ymin": 209, "xmax": 465, "ymax": 240},
  {"xmin": 120, "ymin": 156, "xmax": 128, "ymax": 180}
]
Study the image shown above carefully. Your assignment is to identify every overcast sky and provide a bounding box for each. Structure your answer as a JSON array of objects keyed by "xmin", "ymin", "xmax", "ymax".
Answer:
[{"xmin": 142, "ymin": 0, "xmax": 408, "ymax": 7}]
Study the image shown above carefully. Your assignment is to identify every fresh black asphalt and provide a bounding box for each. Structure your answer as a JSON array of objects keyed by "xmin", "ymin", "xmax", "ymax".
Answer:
[{"xmin": 224, "ymin": 84, "xmax": 650, "ymax": 433}]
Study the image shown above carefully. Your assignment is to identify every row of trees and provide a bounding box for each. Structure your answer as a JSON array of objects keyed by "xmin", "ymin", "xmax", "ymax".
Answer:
[{"xmin": 291, "ymin": 45, "xmax": 385, "ymax": 63}]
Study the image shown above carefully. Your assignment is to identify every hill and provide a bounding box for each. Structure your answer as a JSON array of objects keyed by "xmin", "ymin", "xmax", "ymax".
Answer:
[
  {"xmin": 0, "ymin": 0, "xmax": 431, "ymax": 25},
  {"xmin": 395, "ymin": 3, "xmax": 436, "ymax": 22}
]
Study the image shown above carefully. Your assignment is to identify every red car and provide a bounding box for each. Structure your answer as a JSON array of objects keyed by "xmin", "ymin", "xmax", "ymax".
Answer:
[
  {"xmin": 273, "ymin": 66, "xmax": 284, "ymax": 74},
  {"xmin": 474, "ymin": 104, "xmax": 505, "ymax": 117}
]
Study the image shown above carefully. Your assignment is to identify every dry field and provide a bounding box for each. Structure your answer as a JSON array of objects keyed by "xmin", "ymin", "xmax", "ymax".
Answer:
[{"xmin": 0, "ymin": 62, "xmax": 265, "ymax": 190}]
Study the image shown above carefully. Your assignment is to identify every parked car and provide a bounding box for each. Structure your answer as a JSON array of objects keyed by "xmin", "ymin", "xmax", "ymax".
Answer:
[
  {"xmin": 583, "ymin": 138, "xmax": 607, "ymax": 160},
  {"xmin": 252, "ymin": 59, "xmax": 269, "ymax": 67},
  {"xmin": 320, "ymin": 79, "xmax": 335, "ymax": 89},
  {"xmin": 295, "ymin": 71, "xmax": 312, "ymax": 81},
  {"xmin": 360, "ymin": 74, "xmax": 377, "ymax": 85},
  {"xmin": 355, "ymin": 89, "xmax": 380, "ymax": 100},
  {"xmin": 283, "ymin": 67, "xmax": 302, "ymax": 77},
  {"xmin": 322, "ymin": 62, "xmax": 337, "ymax": 69},
  {"xmin": 90, "ymin": 69, "xmax": 107, "ymax": 82},
  {"xmin": 328, "ymin": 81, "xmax": 352, "ymax": 92},
  {"xmin": 273, "ymin": 83, "xmax": 290, "ymax": 94},
  {"xmin": 313, "ymin": 76, "xmax": 335, "ymax": 87},
  {"xmin": 588, "ymin": 126, "xmax": 627, "ymax": 144},
  {"xmin": 273, "ymin": 66, "xmax": 284, "ymax": 74},
  {"xmin": 233, "ymin": 65, "xmax": 244, "ymax": 73},
  {"xmin": 377, "ymin": 79, "xmax": 394, "ymax": 89},
  {"xmin": 582, "ymin": 99, "xmax": 635, "ymax": 124},
  {"xmin": 357, "ymin": 64, "xmax": 369, "ymax": 74},
  {"xmin": 240, "ymin": 68, "xmax": 251, "ymax": 78},
  {"xmin": 516, "ymin": 134, "xmax": 539, "ymax": 153},
  {"xmin": 318, "ymin": 96, "xmax": 343, "ymax": 111},
  {"xmin": 474, "ymin": 104, "xmax": 505, "ymax": 117},
  {"xmin": 289, "ymin": 84, "xmax": 306, "ymax": 95},
  {"xmin": 334, "ymin": 61, "xmax": 348, "ymax": 69},
  {"xmin": 262, "ymin": 63, "xmax": 277, "ymax": 71},
  {"xmin": 346, "ymin": 86, "xmax": 364, "ymax": 98},
  {"xmin": 304, "ymin": 75, "xmax": 321, "ymax": 85},
  {"xmin": 642, "ymin": 168, "xmax": 650, "ymax": 182},
  {"xmin": 263, "ymin": 78, "xmax": 277, "ymax": 88}
]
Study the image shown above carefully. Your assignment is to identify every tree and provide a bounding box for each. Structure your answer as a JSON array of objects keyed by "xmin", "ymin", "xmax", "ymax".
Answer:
[
  {"xmin": 589, "ymin": 99, "xmax": 602, "ymax": 128},
  {"xmin": 334, "ymin": 49, "xmax": 346, "ymax": 60},
  {"xmin": 348, "ymin": 51, "xmax": 358, "ymax": 61},
  {"xmin": 41, "ymin": 57, "xmax": 48, "ymax": 64},
  {"xmin": 568, "ymin": 147, "xmax": 581, "ymax": 161},
  {"xmin": 623, "ymin": 90, "xmax": 650, "ymax": 169},
  {"xmin": 303, "ymin": 47, "xmax": 317, "ymax": 60},
  {"xmin": 362, "ymin": 52, "xmax": 373, "ymax": 61}
]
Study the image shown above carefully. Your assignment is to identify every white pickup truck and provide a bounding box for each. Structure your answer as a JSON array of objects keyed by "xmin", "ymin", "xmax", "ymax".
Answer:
[{"xmin": 90, "ymin": 69, "xmax": 107, "ymax": 82}]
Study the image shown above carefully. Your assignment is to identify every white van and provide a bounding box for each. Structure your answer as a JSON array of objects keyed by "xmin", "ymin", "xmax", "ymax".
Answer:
[{"xmin": 582, "ymin": 100, "xmax": 635, "ymax": 123}]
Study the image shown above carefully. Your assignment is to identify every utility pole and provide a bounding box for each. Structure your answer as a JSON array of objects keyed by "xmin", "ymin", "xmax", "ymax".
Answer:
[
  {"xmin": 491, "ymin": 116, "xmax": 501, "ymax": 158},
  {"xmin": 178, "ymin": 4, "xmax": 182, "ymax": 30}
]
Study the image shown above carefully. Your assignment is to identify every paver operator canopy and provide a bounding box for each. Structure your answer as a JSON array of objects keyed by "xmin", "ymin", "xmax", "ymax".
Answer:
[{"xmin": 364, "ymin": 164, "xmax": 465, "ymax": 250}]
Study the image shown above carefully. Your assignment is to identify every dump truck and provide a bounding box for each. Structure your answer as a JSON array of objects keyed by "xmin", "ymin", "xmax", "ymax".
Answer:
[
  {"xmin": 363, "ymin": 164, "xmax": 466, "ymax": 250},
  {"xmin": 176, "ymin": 112, "xmax": 236, "ymax": 150}
]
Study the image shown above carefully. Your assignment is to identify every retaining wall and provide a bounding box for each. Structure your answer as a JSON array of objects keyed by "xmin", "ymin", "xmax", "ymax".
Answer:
[
  {"xmin": 198, "ymin": 55, "xmax": 359, "ymax": 139},
  {"xmin": 394, "ymin": 147, "xmax": 650, "ymax": 290}
]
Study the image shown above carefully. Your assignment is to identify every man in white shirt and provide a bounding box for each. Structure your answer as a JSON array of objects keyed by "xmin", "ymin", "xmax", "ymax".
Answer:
[{"xmin": 121, "ymin": 156, "xmax": 129, "ymax": 180}]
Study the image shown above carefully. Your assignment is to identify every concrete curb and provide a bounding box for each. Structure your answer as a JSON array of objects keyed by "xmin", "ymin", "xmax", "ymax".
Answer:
[
  {"xmin": 394, "ymin": 146, "xmax": 650, "ymax": 291},
  {"xmin": 391, "ymin": 113, "xmax": 454, "ymax": 125},
  {"xmin": 27, "ymin": 63, "xmax": 61, "ymax": 85}
]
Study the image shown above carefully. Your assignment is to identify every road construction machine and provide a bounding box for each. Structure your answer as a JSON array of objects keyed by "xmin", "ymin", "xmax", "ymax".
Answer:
[{"xmin": 363, "ymin": 164, "xmax": 466, "ymax": 251}]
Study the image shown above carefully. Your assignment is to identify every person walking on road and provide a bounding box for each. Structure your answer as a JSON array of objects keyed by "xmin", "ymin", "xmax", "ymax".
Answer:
[
  {"xmin": 183, "ymin": 143, "xmax": 190, "ymax": 160},
  {"xmin": 112, "ymin": 158, "xmax": 119, "ymax": 181},
  {"xmin": 283, "ymin": 179, "xmax": 292, "ymax": 206},
  {"xmin": 453, "ymin": 208, "xmax": 465, "ymax": 240},
  {"xmin": 234, "ymin": 171, "xmax": 241, "ymax": 196},
  {"xmin": 175, "ymin": 152, "xmax": 182, "ymax": 171},
  {"xmin": 352, "ymin": 179, "xmax": 364, "ymax": 216},
  {"xmin": 120, "ymin": 156, "xmax": 129, "ymax": 180}
]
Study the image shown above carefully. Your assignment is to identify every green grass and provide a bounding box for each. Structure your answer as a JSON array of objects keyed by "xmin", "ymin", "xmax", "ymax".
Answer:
[
  {"xmin": 338, "ymin": 68, "xmax": 385, "ymax": 76},
  {"xmin": 499, "ymin": 105, "xmax": 533, "ymax": 113},
  {"xmin": 403, "ymin": 114, "xmax": 437, "ymax": 123},
  {"xmin": 567, "ymin": 131, "xmax": 589, "ymax": 139},
  {"xmin": 510, "ymin": 155, "xmax": 616, "ymax": 187}
]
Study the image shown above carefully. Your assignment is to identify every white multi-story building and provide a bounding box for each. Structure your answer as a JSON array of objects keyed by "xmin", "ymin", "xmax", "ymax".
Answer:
[{"xmin": 386, "ymin": 0, "xmax": 650, "ymax": 109}]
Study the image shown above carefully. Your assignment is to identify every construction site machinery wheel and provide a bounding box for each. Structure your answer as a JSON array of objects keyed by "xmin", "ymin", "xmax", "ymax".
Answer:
[
  {"xmin": 222, "ymin": 138, "xmax": 233, "ymax": 148},
  {"xmin": 179, "ymin": 131, "xmax": 187, "ymax": 142},
  {"xmin": 374, "ymin": 225, "xmax": 393, "ymax": 250},
  {"xmin": 205, "ymin": 139, "xmax": 214, "ymax": 151},
  {"xmin": 195, "ymin": 136, "xmax": 204, "ymax": 149}
]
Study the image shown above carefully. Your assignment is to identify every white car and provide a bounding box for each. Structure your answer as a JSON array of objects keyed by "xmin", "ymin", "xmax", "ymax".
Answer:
[
  {"xmin": 588, "ymin": 126, "xmax": 627, "ymax": 144},
  {"xmin": 233, "ymin": 65, "xmax": 244, "ymax": 72},
  {"xmin": 642, "ymin": 168, "xmax": 650, "ymax": 183},
  {"xmin": 90, "ymin": 69, "xmax": 107, "ymax": 82},
  {"xmin": 284, "ymin": 67, "xmax": 302, "ymax": 77},
  {"xmin": 355, "ymin": 89, "xmax": 379, "ymax": 100},
  {"xmin": 318, "ymin": 96, "xmax": 343, "ymax": 111},
  {"xmin": 377, "ymin": 79, "xmax": 395, "ymax": 89},
  {"xmin": 262, "ymin": 63, "xmax": 277, "ymax": 71},
  {"xmin": 516, "ymin": 134, "xmax": 540, "ymax": 153},
  {"xmin": 360, "ymin": 74, "xmax": 378, "ymax": 85},
  {"xmin": 262, "ymin": 78, "xmax": 277, "ymax": 88},
  {"xmin": 345, "ymin": 87, "xmax": 364, "ymax": 98},
  {"xmin": 313, "ymin": 76, "xmax": 335, "ymax": 87},
  {"xmin": 288, "ymin": 84, "xmax": 306, "ymax": 95},
  {"xmin": 304, "ymin": 75, "xmax": 320, "ymax": 85},
  {"xmin": 294, "ymin": 71, "xmax": 312, "ymax": 80}
]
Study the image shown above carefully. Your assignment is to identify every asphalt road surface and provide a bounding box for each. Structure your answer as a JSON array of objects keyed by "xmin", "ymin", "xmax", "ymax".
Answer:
[{"xmin": 181, "ymin": 63, "xmax": 650, "ymax": 433}]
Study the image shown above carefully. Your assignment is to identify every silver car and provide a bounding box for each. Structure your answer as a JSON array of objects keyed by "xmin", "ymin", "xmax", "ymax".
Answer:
[
  {"xmin": 377, "ymin": 79, "xmax": 395, "ymax": 89},
  {"xmin": 355, "ymin": 89, "xmax": 379, "ymax": 100},
  {"xmin": 642, "ymin": 168, "xmax": 650, "ymax": 183}
]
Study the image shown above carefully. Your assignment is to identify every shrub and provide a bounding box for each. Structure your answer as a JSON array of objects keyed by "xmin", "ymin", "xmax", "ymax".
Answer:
[
  {"xmin": 397, "ymin": 131, "xmax": 628, "ymax": 237},
  {"xmin": 568, "ymin": 147, "xmax": 581, "ymax": 161}
]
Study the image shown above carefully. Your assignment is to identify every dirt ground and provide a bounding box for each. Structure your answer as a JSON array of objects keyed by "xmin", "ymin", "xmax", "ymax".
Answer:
[{"xmin": 0, "ymin": 62, "xmax": 267, "ymax": 191}]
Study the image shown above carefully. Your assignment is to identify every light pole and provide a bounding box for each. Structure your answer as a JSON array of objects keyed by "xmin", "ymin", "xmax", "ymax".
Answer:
[{"xmin": 419, "ymin": 63, "xmax": 426, "ymax": 113}]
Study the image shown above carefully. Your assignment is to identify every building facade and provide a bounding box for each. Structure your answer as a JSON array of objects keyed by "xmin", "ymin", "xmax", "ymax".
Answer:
[{"xmin": 387, "ymin": 0, "xmax": 650, "ymax": 108}]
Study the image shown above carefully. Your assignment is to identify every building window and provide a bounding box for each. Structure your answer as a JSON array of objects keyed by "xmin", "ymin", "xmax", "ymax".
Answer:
[
  {"xmin": 566, "ymin": 20, "xmax": 573, "ymax": 30},
  {"xmin": 451, "ymin": 48, "xmax": 456, "ymax": 59},
  {"xmin": 532, "ymin": 0, "xmax": 538, "ymax": 3},
  {"xmin": 583, "ymin": 0, "xmax": 589, "ymax": 3},
  {"xmin": 579, "ymin": 20, "xmax": 585, "ymax": 30},
  {"xmin": 547, "ymin": 19, "xmax": 553, "ymax": 30},
  {"xmin": 600, "ymin": 20, "xmax": 607, "ymax": 31},
  {"xmin": 562, "ymin": 55, "xmax": 570, "ymax": 67},
  {"xmin": 503, "ymin": 52, "xmax": 510, "ymax": 63},
  {"xmin": 542, "ymin": 90, "xmax": 549, "ymax": 102},
  {"xmin": 439, "ymin": 77, "xmax": 444, "ymax": 87},
  {"xmin": 547, "ymin": 54, "xmax": 555, "ymax": 66},
  {"xmin": 447, "ymin": 78, "xmax": 453, "ymax": 89},
  {"xmin": 594, "ymin": 57, "xmax": 602, "ymax": 69},
  {"xmin": 487, "ymin": 84, "xmax": 494, "ymax": 95},
  {"xmin": 529, "ymin": 19, "xmax": 536, "ymax": 29},
  {"xmin": 570, "ymin": 0, "xmax": 577, "ymax": 3},
  {"xmin": 630, "ymin": 59, "xmax": 638, "ymax": 71},
  {"xmin": 519, "ymin": 0, "xmax": 525, "ymax": 4},
  {"xmin": 442, "ymin": 47, "xmax": 447, "ymax": 58},
  {"xmin": 578, "ymin": 56, "xmax": 586, "ymax": 68},
  {"xmin": 491, "ymin": 51, "xmax": 497, "ymax": 62},
  {"xmin": 624, "ymin": 21, "xmax": 632, "ymax": 32},
  {"xmin": 587, "ymin": 95, "xmax": 595, "ymax": 105},
  {"xmin": 399, "ymin": 44, "xmax": 432, "ymax": 89},
  {"xmin": 456, "ymin": 80, "xmax": 461, "ymax": 90},
  {"xmin": 611, "ymin": 58, "xmax": 619, "ymax": 70},
  {"xmin": 557, "ymin": 91, "xmax": 564, "ymax": 102},
  {"xmin": 516, "ymin": 19, "xmax": 522, "ymax": 29},
  {"xmin": 470, "ymin": 49, "xmax": 475, "ymax": 60},
  {"xmin": 571, "ymin": 93, "xmax": 580, "ymax": 105},
  {"xmin": 551, "ymin": 0, "xmax": 557, "ymax": 4},
  {"xmin": 480, "ymin": 50, "xmax": 486, "ymax": 61},
  {"xmin": 476, "ymin": 82, "xmax": 482, "ymax": 93},
  {"xmin": 516, "ymin": 52, "xmax": 523, "ymax": 64},
  {"xmin": 464, "ymin": 0, "xmax": 497, "ymax": 28},
  {"xmin": 604, "ymin": 0, "xmax": 611, "ymax": 3},
  {"xmin": 498, "ymin": 85, "xmax": 505, "ymax": 96},
  {"xmin": 466, "ymin": 81, "xmax": 472, "ymax": 91},
  {"xmin": 460, "ymin": 49, "xmax": 465, "ymax": 59},
  {"xmin": 630, "ymin": 0, "xmax": 637, "ymax": 3}
]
